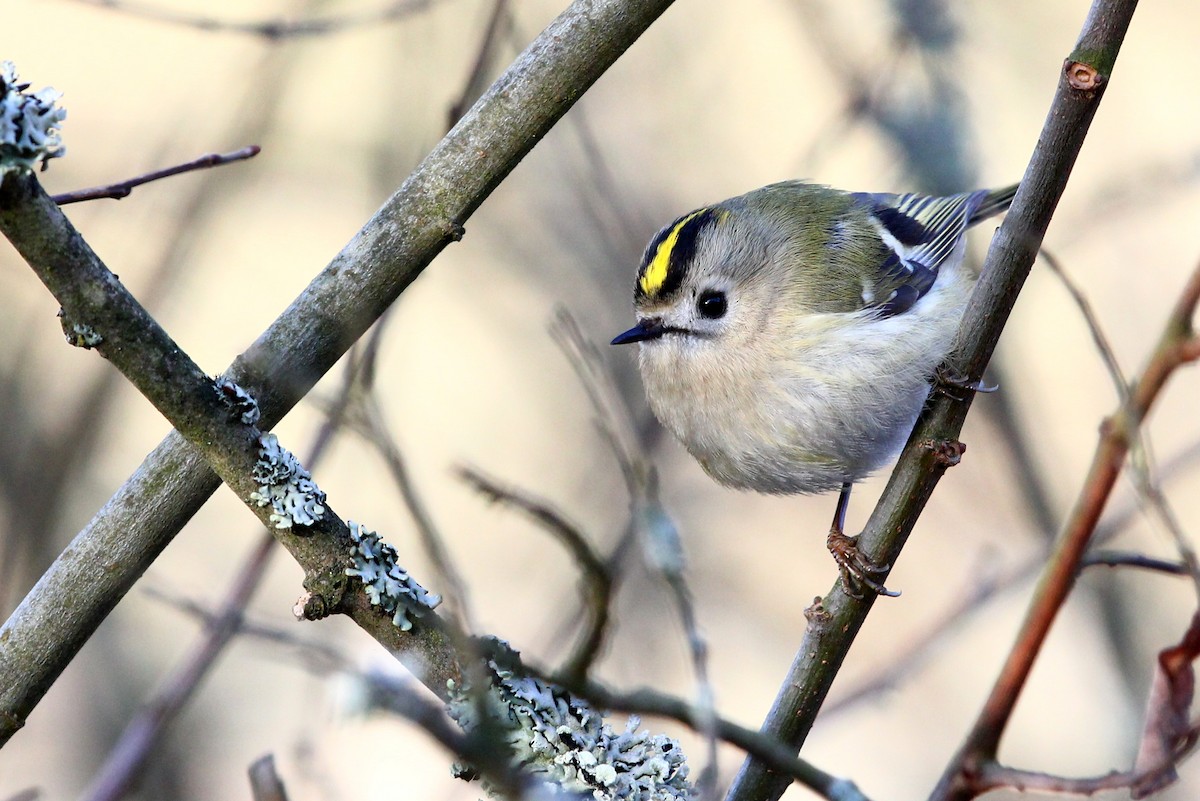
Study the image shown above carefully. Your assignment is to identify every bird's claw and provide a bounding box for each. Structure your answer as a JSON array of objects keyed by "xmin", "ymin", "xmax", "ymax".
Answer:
[
  {"xmin": 827, "ymin": 529, "xmax": 900, "ymax": 598},
  {"xmin": 933, "ymin": 365, "xmax": 998, "ymax": 399}
]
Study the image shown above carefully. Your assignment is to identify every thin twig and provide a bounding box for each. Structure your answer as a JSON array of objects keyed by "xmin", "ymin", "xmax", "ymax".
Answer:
[
  {"xmin": 1127, "ymin": 459, "xmax": 1200, "ymax": 599},
  {"xmin": 140, "ymin": 585, "xmax": 355, "ymax": 674},
  {"xmin": 73, "ymin": 0, "xmax": 441, "ymax": 38},
  {"xmin": 50, "ymin": 146, "xmax": 261, "ymax": 205},
  {"xmin": 1038, "ymin": 248, "xmax": 1129, "ymax": 400},
  {"xmin": 551, "ymin": 307, "xmax": 645, "ymax": 488},
  {"xmin": 1040, "ymin": 247, "xmax": 1200, "ymax": 592},
  {"xmin": 1080, "ymin": 550, "xmax": 1190, "ymax": 576},
  {"xmin": 457, "ymin": 465, "xmax": 613, "ymax": 682},
  {"xmin": 447, "ymin": 0, "xmax": 512, "ymax": 126},
  {"xmin": 552, "ymin": 308, "xmax": 720, "ymax": 792},
  {"xmin": 351, "ymin": 393, "xmax": 477, "ymax": 634},
  {"xmin": 972, "ymin": 720, "xmax": 1200, "ymax": 798}
]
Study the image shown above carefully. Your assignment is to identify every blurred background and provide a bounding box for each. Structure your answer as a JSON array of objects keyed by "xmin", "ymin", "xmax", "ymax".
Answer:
[{"xmin": 2, "ymin": 1, "xmax": 1200, "ymax": 800}]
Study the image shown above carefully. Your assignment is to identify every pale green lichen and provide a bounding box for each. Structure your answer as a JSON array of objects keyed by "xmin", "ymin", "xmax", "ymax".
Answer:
[
  {"xmin": 249, "ymin": 433, "xmax": 326, "ymax": 529},
  {"xmin": 344, "ymin": 522, "xmax": 441, "ymax": 630},
  {"xmin": 448, "ymin": 642, "xmax": 693, "ymax": 801},
  {"xmin": 214, "ymin": 376, "xmax": 260, "ymax": 426},
  {"xmin": 0, "ymin": 61, "xmax": 66, "ymax": 174}
]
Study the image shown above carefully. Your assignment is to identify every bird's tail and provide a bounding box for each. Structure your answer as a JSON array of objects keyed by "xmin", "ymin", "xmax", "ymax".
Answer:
[{"xmin": 968, "ymin": 184, "xmax": 1019, "ymax": 225}]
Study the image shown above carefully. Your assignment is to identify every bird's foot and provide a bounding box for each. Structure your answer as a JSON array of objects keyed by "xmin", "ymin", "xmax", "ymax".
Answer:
[
  {"xmin": 826, "ymin": 529, "xmax": 900, "ymax": 599},
  {"xmin": 933, "ymin": 365, "xmax": 998, "ymax": 400}
]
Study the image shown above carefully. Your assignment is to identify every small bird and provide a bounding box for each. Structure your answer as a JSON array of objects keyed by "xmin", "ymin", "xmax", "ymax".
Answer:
[{"xmin": 612, "ymin": 180, "xmax": 1016, "ymax": 595}]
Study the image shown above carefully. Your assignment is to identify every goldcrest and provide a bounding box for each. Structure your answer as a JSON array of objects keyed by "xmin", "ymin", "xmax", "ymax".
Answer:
[{"xmin": 612, "ymin": 180, "xmax": 1016, "ymax": 593}]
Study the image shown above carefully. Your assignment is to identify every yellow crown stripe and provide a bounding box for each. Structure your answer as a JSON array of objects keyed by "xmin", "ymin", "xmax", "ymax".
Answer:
[{"xmin": 639, "ymin": 209, "xmax": 708, "ymax": 297}]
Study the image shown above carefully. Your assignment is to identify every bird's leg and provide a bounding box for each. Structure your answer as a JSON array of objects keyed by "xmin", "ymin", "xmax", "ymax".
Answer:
[{"xmin": 825, "ymin": 481, "xmax": 900, "ymax": 598}]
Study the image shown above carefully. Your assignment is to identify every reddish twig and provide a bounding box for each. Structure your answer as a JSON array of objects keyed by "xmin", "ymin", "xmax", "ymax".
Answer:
[
  {"xmin": 971, "ymin": 720, "xmax": 1200, "ymax": 799},
  {"xmin": 932, "ymin": 260, "xmax": 1200, "ymax": 800},
  {"xmin": 49, "ymin": 146, "xmax": 260, "ymax": 205}
]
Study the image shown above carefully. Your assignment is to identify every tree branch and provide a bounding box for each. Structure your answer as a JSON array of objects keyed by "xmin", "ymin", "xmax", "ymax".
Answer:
[
  {"xmin": 0, "ymin": 0, "xmax": 677, "ymax": 746},
  {"xmin": 725, "ymin": 2, "xmax": 1140, "ymax": 801},
  {"xmin": 930, "ymin": 255, "xmax": 1200, "ymax": 801}
]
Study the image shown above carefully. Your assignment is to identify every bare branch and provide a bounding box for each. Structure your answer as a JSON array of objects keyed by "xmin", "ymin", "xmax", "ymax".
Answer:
[
  {"xmin": 1081, "ymin": 550, "xmax": 1190, "ymax": 576},
  {"xmin": 72, "ymin": 0, "xmax": 442, "ymax": 39},
  {"xmin": 727, "ymin": 4, "xmax": 1140, "ymax": 801},
  {"xmin": 457, "ymin": 465, "xmax": 613, "ymax": 681},
  {"xmin": 0, "ymin": 0, "xmax": 680, "ymax": 745},
  {"xmin": 930, "ymin": 252, "xmax": 1200, "ymax": 800},
  {"xmin": 49, "ymin": 146, "xmax": 260, "ymax": 205}
]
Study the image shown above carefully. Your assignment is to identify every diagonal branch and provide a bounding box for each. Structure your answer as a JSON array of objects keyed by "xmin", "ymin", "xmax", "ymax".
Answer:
[
  {"xmin": 930, "ymin": 257, "xmax": 1200, "ymax": 801},
  {"xmin": 49, "ymin": 146, "xmax": 261, "ymax": 204},
  {"xmin": 0, "ymin": 0, "xmax": 678, "ymax": 746},
  {"xmin": 725, "ymin": 3, "xmax": 1140, "ymax": 801},
  {"xmin": 0, "ymin": 165, "xmax": 465, "ymax": 705}
]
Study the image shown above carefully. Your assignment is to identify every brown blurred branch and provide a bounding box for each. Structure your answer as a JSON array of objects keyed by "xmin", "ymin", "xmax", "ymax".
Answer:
[
  {"xmin": 972, "ymin": 749, "xmax": 1200, "ymax": 798},
  {"xmin": 49, "ymin": 146, "xmax": 260, "ymax": 205},
  {"xmin": 727, "ymin": 3, "xmax": 1140, "ymax": 801},
  {"xmin": 929, "ymin": 256, "xmax": 1200, "ymax": 800},
  {"xmin": 0, "ymin": 0, "xmax": 678, "ymax": 746}
]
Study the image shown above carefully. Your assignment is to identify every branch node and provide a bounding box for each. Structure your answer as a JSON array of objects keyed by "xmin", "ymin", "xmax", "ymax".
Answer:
[
  {"xmin": 920, "ymin": 438, "xmax": 967, "ymax": 468},
  {"xmin": 293, "ymin": 591, "xmax": 324, "ymax": 621},
  {"xmin": 803, "ymin": 596, "xmax": 831, "ymax": 625},
  {"xmin": 298, "ymin": 560, "xmax": 353, "ymax": 621},
  {"xmin": 1064, "ymin": 58, "xmax": 1105, "ymax": 91}
]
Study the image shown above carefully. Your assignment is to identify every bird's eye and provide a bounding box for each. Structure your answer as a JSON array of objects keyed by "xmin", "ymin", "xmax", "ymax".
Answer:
[{"xmin": 697, "ymin": 289, "xmax": 727, "ymax": 320}]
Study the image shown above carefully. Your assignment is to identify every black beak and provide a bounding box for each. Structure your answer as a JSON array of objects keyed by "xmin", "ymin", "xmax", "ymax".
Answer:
[{"xmin": 611, "ymin": 318, "xmax": 666, "ymax": 345}]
